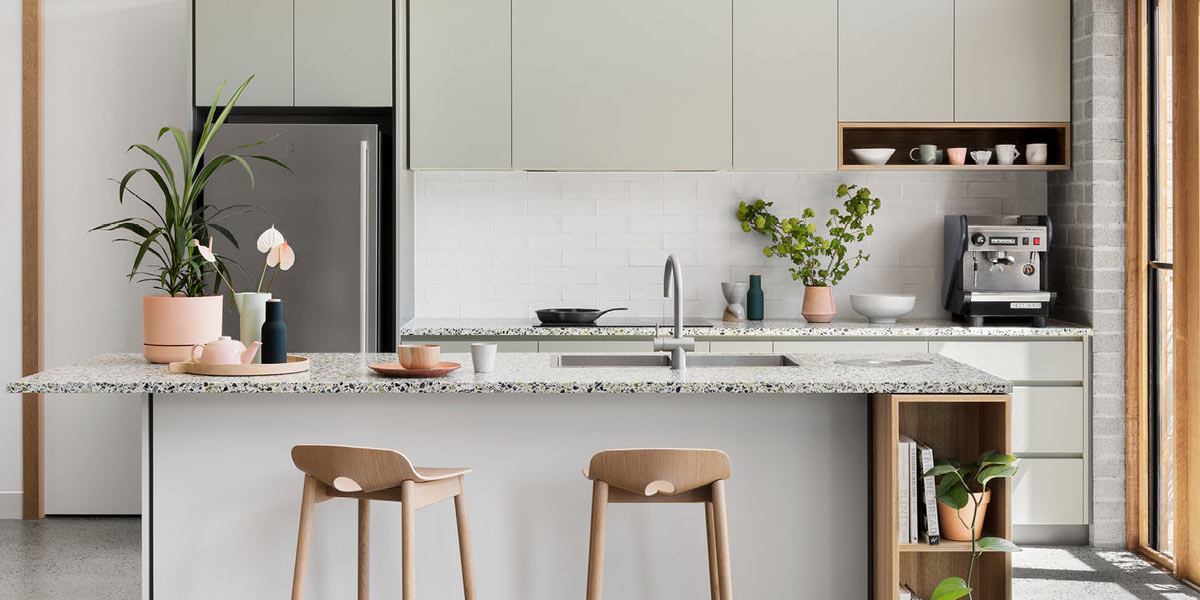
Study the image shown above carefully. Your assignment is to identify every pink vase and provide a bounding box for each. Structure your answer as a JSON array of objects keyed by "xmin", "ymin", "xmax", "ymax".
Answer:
[
  {"xmin": 801, "ymin": 286, "xmax": 836, "ymax": 323},
  {"xmin": 142, "ymin": 295, "xmax": 224, "ymax": 363}
]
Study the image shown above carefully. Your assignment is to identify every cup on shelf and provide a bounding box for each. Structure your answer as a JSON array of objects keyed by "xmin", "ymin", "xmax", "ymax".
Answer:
[
  {"xmin": 908, "ymin": 144, "xmax": 938, "ymax": 165},
  {"xmin": 470, "ymin": 343, "xmax": 498, "ymax": 373},
  {"xmin": 398, "ymin": 344, "xmax": 440, "ymax": 369},
  {"xmin": 995, "ymin": 144, "xmax": 1021, "ymax": 166},
  {"xmin": 1026, "ymin": 143, "xmax": 1048, "ymax": 165},
  {"xmin": 970, "ymin": 150, "xmax": 993, "ymax": 165},
  {"xmin": 947, "ymin": 147, "xmax": 967, "ymax": 166}
]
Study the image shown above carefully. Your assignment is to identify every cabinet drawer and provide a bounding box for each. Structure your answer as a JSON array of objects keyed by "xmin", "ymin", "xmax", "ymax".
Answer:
[
  {"xmin": 930, "ymin": 341, "xmax": 1084, "ymax": 382},
  {"xmin": 1012, "ymin": 458, "xmax": 1086, "ymax": 525},
  {"xmin": 1012, "ymin": 386, "xmax": 1084, "ymax": 454},
  {"xmin": 538, "ymin": 340, "xmax": 655, "ymax": 353},
  {"xmin": 709, "ymin": 341, "xmax": 774, "ymax": 353},
  {"xmin": 773, "ymin": 340, "xmax": 927, "ymax": 354}
]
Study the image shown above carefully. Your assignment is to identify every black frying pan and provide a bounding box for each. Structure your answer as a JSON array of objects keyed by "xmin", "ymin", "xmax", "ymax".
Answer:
[{"xmin": 535, "ymin": 307, "xmax": 628, "ymax": 324}]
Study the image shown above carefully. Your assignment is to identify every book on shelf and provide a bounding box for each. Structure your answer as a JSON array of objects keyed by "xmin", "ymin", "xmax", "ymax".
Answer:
[
  {"xmin": 915, "ymin": 441, "xmax": 941, "ymax": 545},
  {"xmin": 899, "ymin": 434, "xmax": 918, "ymax": 544},
  {"xmin": 897, "ymin": 437, "xmax": 910, "ymax": 543}
]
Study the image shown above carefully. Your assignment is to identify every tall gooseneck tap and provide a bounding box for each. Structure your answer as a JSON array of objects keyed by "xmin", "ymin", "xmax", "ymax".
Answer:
[{"xmin": 654, "ymin": 254, "xmax": 695, "ymax": 369}]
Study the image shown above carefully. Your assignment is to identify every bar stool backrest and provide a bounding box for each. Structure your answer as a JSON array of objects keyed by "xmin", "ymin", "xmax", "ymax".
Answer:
[
  {"xmin": 585, "ymin": 448, "xmax": 731, "ymax": 496},
  {"xmin": 291, "ymin": 444, "xmax": 420, "ymax": 493}
]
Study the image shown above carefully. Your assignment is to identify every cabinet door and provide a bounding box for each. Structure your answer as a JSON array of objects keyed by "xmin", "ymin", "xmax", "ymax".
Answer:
[
  {"xmin": 1012, "ymin": 458, "xmax": 1086, "ymax": 525},
  {"xmin": 513, "ymin": 0, "xmax": 733, "ymax": 170},
  {"xmin": 838, "ymin": 0, "xmax": 953, "ymax": 122},
  {"xmin": 774, "ymin": 340, "xmax": 928, "ymax": 353},
  {"xmin": 294, "ymin": 0, "xmax": 393, "ymax": 107},
  {"xmin": 1012, "ymin": 386, "xmax": 1085, "ymax": 454},
  {"xmin": 954, "ymin": 0, "xmax": 1070, "ymax": 122},
  {"xmin": 734, "ymin": 0, "xmax": 836, "ymax": 169},
  {"xmin": 195, "ymin": 0, "xmax": 293, "ymax": 106},
  {"xmin": 409, "ymin": 0, "xmax": 511, "ymax": 168},
  {"xmin": 930, "ymin": 340, "xmax": 1084, "ymax": 383}
]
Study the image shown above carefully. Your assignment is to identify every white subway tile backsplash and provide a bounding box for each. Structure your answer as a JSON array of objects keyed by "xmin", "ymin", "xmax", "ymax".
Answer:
[{"xmin": 414, "ymin": 170, "xmax": 1048, "ymax": 318}]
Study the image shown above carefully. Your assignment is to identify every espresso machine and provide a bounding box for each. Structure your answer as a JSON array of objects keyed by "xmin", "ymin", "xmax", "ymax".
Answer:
[{"xmin": 943, "ymin": 215, "xmax": 1055, "ymax": 327}]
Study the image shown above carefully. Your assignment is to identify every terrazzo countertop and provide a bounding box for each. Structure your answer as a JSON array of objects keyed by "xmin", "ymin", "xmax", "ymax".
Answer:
[
  {"xmin": 7, "ymin": 352, "xmax": 1010, "ymax": 395},
  {"xmin": 399, "ymin": 317, "xmax": 1093, "ymax": 338}
]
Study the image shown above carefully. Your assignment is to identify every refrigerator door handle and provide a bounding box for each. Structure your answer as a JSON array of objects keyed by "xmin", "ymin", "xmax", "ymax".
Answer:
[{"xmin": 359, "ymin": 140, "xmax": 369, "ymax": 354}]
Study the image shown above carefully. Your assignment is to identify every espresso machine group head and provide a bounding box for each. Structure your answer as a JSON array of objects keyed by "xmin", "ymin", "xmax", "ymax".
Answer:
[{"xmin": 943, "ymin": 215, "xmax": 1056, "ymax": 327}]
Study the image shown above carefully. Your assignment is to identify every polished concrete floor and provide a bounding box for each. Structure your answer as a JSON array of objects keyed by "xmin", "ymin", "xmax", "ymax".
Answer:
[{"xmin": 1, "ymin": 517, "xmax": 1198, "ymax": 599}]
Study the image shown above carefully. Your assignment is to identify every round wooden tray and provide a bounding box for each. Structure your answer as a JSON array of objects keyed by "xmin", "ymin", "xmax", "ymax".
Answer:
[{"xmin": 167, "ymin": 355, "xmax": 310, "ymax": 376}]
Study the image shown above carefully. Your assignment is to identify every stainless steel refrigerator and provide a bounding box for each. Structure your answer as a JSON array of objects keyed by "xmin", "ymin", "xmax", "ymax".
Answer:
[{"xmin": 203, "ymin": 123, "xmax": 382, "ymax": 352}]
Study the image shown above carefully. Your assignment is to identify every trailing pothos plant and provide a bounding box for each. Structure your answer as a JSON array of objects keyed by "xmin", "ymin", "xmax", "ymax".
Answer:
[
  {"xmin": 924, "ymin": 451, "xmax": 1021, "ymax": 600},
  {"xmin": 92, "ymin": 76, "xmax": 289, "ymax": 297},
  {"xmin": 735, "ymin": 184, "xmax": 881, "ymax": 287}
]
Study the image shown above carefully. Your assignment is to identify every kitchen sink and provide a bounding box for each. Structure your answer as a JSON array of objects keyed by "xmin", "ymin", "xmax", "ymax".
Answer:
[{"xmin": 553, "ymin": 353, "xmax": 801, "ymax": 368}]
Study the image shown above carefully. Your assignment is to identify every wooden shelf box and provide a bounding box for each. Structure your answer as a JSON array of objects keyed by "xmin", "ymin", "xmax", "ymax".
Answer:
[
  {"xmin": 839, "ymin": 123, "xmax": 1070, "ymax": 170},
  {"xmin": 871, "ymin": 393, "xmax": 1013, "ymax": 600}
]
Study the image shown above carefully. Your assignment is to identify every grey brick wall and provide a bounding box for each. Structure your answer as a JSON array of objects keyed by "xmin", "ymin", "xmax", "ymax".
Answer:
[{"xmin": 1048, "ymin": 0, "xmax": 1126, "ymax": 548}]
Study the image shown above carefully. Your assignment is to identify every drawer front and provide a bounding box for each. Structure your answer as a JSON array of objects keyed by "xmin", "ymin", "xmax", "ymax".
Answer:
[
  {"xmin": 1012, "ymin": 458, "xmax": 1086, "ymax": 525},
  {"xmin": 538, "ymin": 340, "xmax": 655, "ymax": 353},
  {"xmin": 773, "ymin": 340, "xmax": 928, "ymax": 353},
  {"xmin": 1012, "ymin": 386, "xmax": 1085, "ymax": 454},
  {"xmin": 930, "ymin": 340, "xmax": 1085, "ymax": 382},
  {"xmin": 708, "ymin": 341, "xmax": 775, "ymax": 353}
]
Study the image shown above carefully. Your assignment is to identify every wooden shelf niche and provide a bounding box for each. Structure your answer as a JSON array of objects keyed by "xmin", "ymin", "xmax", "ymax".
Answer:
[
  {"xmin": 870, "ymin": 393, "xmax": 1013, "ymax": 600},
  {"xmin": 839, "ymin": 123, "xmax": 1070, "ymax": 170}
]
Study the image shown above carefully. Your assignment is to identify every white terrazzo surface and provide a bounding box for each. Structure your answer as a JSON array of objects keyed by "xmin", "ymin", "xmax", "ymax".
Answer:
[
  {"xmin": 399, "ymin": 317, "xmax": 1093, "ymax": 338},
  {"xmin": 7, "ymin": 351, "xmax": 1010, "ymax": 395}
]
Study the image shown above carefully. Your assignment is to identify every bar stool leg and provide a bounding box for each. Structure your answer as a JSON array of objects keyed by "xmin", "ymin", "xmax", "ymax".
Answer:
[
  {"xmin": 401, "ymin": 480, "xmax": 416, "ymax": 600},
  {"xmin": 711, "ymin": 481, "xmax": 732, "ymax": 600},
  {"xmin": 454, "ymin": 477, "xmax": 477, "ymax": 600},
  {"xmin": 291, "ymin": 475, "xmax": 319, "ymax": 600},
  {"xmin": 358, "ymin": 499, "xmax": 370, "ymax": 600},
  {"xmin": 706, "ymin": 502, "xmax": 721, "ymax": 600},
  {"xmin": 585, "ymin": 480, "xmax": 609, "ymax": 600}
]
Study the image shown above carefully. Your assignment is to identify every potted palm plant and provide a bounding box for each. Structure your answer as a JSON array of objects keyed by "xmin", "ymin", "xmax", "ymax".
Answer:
[
  {"xmin": 93, "ymin": 76, "xmax": 288, "ymax": 363},
  {"xmin": 735, "ymin": 184, "xmax": 882, "ymax": 322}
]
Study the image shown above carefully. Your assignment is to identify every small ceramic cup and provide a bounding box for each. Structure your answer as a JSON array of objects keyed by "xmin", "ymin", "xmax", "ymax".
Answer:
[
  {"xmin": 1026, "ymin": 143, "xmax": 1048, "ymax": 165},
  {"xmin": 909, "ymin": 144, "xmax": 938, "ymax": 165},
  {"xmin": 995, "ymin": 144, "xmax": 1021, "ymax": 166},
  {"xmin": 970, "ymin": 150, "xmax": 993, "ymax": 165},
  {"xmin": 470, "ymin": 343, "xmax": 498, "ymax": 373},
  {"xmin": 398, "ymin": 344, "xmax": 440, "ymax": 369},
  {"xmin": 947, "ymin": 147, "xmax": 968, "ymax": 166}
]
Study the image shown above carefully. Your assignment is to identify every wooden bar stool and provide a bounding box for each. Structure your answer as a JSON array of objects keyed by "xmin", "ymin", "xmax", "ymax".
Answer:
[
  {"xmin": 289, "ymin": 444, "xmax": 477, "ymax": 600},
  {"xmin": 582, "ymin": 448, "xmax": 733, "ymax": 600}
]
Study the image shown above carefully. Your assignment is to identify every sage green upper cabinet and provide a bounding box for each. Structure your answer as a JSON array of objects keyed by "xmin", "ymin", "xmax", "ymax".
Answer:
[
  {"xmin": 954, "ymin": 0, "xmax": 1071, "ymax": 122},
  {"xmin": 734, "ymin": 0, "xmax": 836, "ymax": 169},
  {"xmin": 512, "ymin": 0, "xmax": 733, "ymax": 170},
  {"xmin": 838, "ymin": 0, "xmax": 954, "ymax": 122},
  {"xmin": 409, "ymin": 0, "xmax": 511, "ymax": 169},
  {"xmin": 195, "ymin": 0, "xmax": 293, "ymax": 106},
  {"xmin": 294, "ymin": 0, "xmax": 393, "ymax": 107}
]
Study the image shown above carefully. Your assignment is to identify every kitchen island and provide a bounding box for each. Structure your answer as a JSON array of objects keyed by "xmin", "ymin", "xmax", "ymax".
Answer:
[{"xmin": 10, "ymin": 352, "xmax": 1010, "ymax": 600}]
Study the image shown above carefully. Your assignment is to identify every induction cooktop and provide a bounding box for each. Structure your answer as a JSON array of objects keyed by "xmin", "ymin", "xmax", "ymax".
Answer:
[{"xmin": 536, "ymin": 318, "xmax": 714, "ymax": 328}]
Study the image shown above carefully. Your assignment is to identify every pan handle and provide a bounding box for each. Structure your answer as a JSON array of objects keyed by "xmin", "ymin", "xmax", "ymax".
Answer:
[{"xmin": 593, "ymin": 307, "xmax": 629, "ymax": 319}]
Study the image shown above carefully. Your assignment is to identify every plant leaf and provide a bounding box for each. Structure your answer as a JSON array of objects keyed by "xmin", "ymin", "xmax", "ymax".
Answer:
[
  {"xmin": 937, "ymin": 485, "xmax": 969, "ymax": 510},
  {"xmin": 158, "ymin": 126, "xmax": 193, "ymax": 181},
  {"xmin": 930, "ymin": 578, "xmax": 971, "ymax": 600},
  {"xmin": 977, "ymin": 537, "xmax": 1021, "ymax": 552},
  {"xmin": 128, "ymin": 144, "xmax": 177, "ymax": 199},
  {"xmin": 246, "ymin": 154, "xmax": 292, "ymax": 173},
  {"xmin": 923, "ymin": 464, "xmax": 959, "ymax": 478},
  {"xmin": 978, "ymin": 450, "xmax": 1017, "ymax": 467},
  {"xmin": 193, "ymin": 76, "xmax": 254, "ymax": 173},
  {"xmin": 976, "ymin": 465, "xmax": 1018, "ymax": 487}
]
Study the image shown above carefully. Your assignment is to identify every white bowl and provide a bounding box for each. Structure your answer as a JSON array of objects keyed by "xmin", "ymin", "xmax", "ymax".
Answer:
[
  {"xmin": 850, "ymin": 293, "xmax": 916, "ymax": 324},
  {"xmin": 850, "ymin": 148, "xmax": 896, "ymax": 166}
]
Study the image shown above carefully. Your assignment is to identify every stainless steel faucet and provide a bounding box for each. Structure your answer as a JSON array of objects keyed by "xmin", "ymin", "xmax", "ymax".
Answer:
[{"xmin": 653, "ymin": 254, "xmax": 695, "ymax": 369}]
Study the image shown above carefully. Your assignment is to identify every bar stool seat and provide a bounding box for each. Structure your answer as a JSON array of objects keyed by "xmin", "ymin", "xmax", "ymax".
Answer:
[
  {"xmin": 289, "ymin": 445, "xmax": 476, "ymax": 600},
  {"xmin": 583, "ymin": 448, "xmax": 733, "ymax": 600}
]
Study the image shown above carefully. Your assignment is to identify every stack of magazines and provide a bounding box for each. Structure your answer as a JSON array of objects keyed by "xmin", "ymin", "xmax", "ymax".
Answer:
[{"xmin": 898, "ymin": 434, "xmax": 941, "ymax": 545}]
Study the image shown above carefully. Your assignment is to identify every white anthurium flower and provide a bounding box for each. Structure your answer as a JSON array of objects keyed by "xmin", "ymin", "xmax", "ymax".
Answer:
[
  {"xmin": 256, "ymin": 225, "xmax": 285, "ymax": 253},
  {"xmin": 192, "ymin": 238, "xmax": 217, "ymax": 263},
  {"xmin": 266, "ymin": 241, "xmax": 295, "ymax": 270}
]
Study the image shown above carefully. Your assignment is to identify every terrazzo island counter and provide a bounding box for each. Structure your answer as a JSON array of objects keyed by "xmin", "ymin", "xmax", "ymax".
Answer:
[{"xmin": 10, "ymin": 352, "xmax": 1010, "ymax": 600}]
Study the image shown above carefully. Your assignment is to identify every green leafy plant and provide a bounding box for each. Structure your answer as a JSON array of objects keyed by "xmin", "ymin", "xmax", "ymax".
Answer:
[
  {"xmin": 92, "ymin": 76, "xmax": 289, "ymax": 297},
  {"xmin": 924, "ymin": 451, "xmax": 1021, "ymax": 600},
  {"xmin": 735, "ymin": 184, "xmax": 882, "ymax": 286}
]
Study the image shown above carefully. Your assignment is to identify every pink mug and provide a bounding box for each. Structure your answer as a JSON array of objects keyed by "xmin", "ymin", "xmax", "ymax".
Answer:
[{"xmin": 947, "ymin": 147, "xmax": 967, "ymax": 166}]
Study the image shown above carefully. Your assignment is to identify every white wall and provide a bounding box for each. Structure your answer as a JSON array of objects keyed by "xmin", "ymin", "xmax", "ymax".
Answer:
[
  {"xmin": 41, "ymin": 0, "xmax": 188, "ymax": 514},
  {"xmin": 0, "ymin": 0, "xmax": 24, "ymax": 519},
  {"xmin": 412, "ymin": 170, "xmax": 1048, "ymax": 320}
]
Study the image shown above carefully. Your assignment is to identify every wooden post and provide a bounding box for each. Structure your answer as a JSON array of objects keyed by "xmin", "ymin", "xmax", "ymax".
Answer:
[{"xmin": 21, "ymin": 0, "xmax": 44, "ymax": 521}]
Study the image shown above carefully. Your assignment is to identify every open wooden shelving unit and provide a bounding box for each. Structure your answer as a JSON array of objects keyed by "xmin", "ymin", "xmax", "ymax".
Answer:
[
  {"xmin": 871, "ymin": 393, "xmax": 1012, "ymax": 600},
  {"xmin": 840, "ymin": 122, "xmax": 1070, "ymax": 171}
]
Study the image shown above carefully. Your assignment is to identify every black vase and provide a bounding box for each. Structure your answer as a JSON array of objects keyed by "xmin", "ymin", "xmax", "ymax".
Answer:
[{"xmin": 261, "ymin": 299, "xmax": 287, "ymax": 364}]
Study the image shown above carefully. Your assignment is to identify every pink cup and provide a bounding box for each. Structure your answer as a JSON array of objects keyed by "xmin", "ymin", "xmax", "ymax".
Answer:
[{"xmin": 947, "ymin": 147, "xmax": 967, "ymax": 166}]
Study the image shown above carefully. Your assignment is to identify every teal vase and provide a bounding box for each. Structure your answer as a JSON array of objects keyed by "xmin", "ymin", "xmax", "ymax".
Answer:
[{"xmin": 747, "ymin": 274, "xmax": 764, "ymax": 321}]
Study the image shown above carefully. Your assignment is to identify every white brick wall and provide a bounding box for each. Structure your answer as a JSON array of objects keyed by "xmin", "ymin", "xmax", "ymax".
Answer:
[{"xmin": 414, "ymin": 170, "xmax": 1048, "ymax": 319}]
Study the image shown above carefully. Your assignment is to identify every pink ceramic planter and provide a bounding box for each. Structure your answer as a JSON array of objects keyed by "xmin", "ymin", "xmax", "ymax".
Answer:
[
  {"xmin": 142, "ymin": 294, "xmax": 224, "ymax": 363},
  {"xmin": 801, "ymin": 286, "xmax": 836, "ymax": 323}
]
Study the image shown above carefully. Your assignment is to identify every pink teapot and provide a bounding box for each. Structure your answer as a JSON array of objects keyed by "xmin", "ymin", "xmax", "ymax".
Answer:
[{"xmin": 191, "ymin": 336, "xmax": 261, "ymax": 365}]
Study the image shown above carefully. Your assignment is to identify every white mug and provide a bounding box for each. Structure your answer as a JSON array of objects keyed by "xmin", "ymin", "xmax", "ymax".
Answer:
[
  {"xmin": 1026, "ymin": 143, "xmax": 1048, "ymax": 166},
  {"xmin": 970, "ymin": 150, "xmax": 992, "ymax": 165},
  {"xmin": 470, "ymin": 343, "xmax": 498, "ymax": 373},
  {"xmin": 995, "ymin": 144, "xmax": 1021, "ymax": 166}
]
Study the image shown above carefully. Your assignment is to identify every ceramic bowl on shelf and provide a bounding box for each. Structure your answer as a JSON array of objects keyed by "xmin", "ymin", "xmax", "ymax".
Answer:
[
  {"xmin": 850, "ymin": 148, "xmax": 896, "ymax": 166},
  {"xmin": 850, "ymin": 293, "xmax": 917, "ymax": 324}
]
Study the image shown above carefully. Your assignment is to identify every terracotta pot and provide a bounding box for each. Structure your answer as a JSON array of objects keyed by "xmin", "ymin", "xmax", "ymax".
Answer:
[
  {"xmin": 801, "ymin": 286, "xmax": 836, "ymax": 323},
  {"xmin": 937, "ymin": 490, "xmax": 992, "ymax": 541},
  {"xmin": 142, "ymin": 295, "xmax": 224, "ymax": 363}
]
